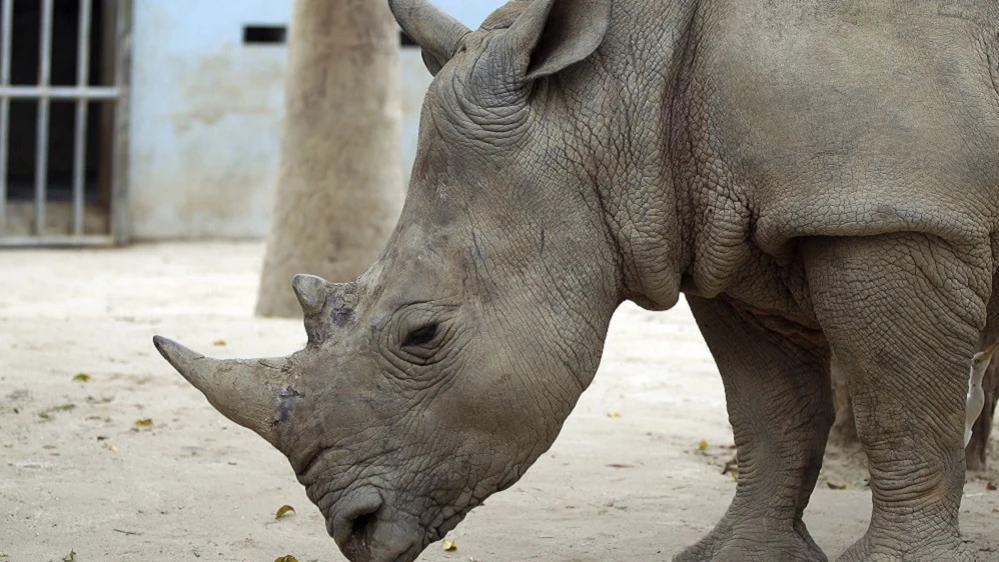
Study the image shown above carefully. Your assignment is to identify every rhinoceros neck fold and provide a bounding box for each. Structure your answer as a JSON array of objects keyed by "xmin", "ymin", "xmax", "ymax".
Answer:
[{"xmin": 538, "ymin": 3, "xmax": 694, "ymax": 312}]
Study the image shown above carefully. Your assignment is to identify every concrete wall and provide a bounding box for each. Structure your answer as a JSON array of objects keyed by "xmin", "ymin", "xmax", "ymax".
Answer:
[
  {"xmin": 127, "ymin": 1, "xmax": 291, "ymax": 239},
  {"xmin": 127, "ymin": 0, "xmax": 506, "ymax": 240}
]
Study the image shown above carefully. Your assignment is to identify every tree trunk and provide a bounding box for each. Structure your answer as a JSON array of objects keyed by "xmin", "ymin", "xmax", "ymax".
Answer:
[
  {"xmin": 256, "ymin": 0, "xmax": 403, "ymax": 318},
  {"xmin": 829, "ymin": 336, "xmax": 998, "ymax": 470}
]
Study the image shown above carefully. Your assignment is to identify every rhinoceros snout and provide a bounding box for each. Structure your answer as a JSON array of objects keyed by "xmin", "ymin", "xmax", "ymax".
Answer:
[{"xmin": 328, "ymin": 488, "xmax": 425, "ymax": 562}]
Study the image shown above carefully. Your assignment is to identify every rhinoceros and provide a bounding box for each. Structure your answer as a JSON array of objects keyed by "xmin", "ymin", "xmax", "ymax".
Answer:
[{"xmin": 153, "ymin": 0, "xmax": 999, "ymax": 560}]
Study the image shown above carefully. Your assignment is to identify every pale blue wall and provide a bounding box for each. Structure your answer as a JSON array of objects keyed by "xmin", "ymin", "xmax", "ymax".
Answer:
[
  {"xmin": 434, "ymin": 0, "xmax": 506, "ymax": 27},
  {"xmin": 128, "ymin": 1, "xmax": 506, "ymax": 240},
  {"xmin": 128, "ymin": 0, "xmax": 291, "ymax": 239}
]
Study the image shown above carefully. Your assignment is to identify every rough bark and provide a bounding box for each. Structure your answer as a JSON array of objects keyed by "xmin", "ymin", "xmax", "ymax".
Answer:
[
  {"xmin": 256, "ymin": 0, "xmax": 403, "ymax": 318},
  {"xmin": 830, "ymin": 336, "xmax": 998, "ymax": 470}
]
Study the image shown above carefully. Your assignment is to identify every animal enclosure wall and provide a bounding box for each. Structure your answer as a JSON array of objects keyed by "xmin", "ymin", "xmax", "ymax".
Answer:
[
  {"xmin": 125, "ymin": 0, "xmax": 505, "ymax": 241},
  {"xmin": 126, "ymin": 1, "xmax": 291, "ymax": 240}
]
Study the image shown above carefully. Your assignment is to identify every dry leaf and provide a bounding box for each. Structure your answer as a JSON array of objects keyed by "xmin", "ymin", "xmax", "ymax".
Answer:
[
  {"xmin": 72, "ymin": 373, "xmax": 91, "ymax": 382},
  {"xmin": 827, "ymin": 482, "xmax": 847, "ymax": 490},
  {"xmin": 273, "ymin": 557, "xmax": 298, "ymax": 562},
  {"xmin": 106, "ymin": 443, "xmax": 118, "ymax": 453},
  {"xmin": 606, "ymin": 412, "xmax": 621, "ymax": 418},
  {"xmin": 63, "ymin": 550, "xmax": 76, "ymax": 562},
  {"xmin": 987, "ymin": 481, "xmax": 997, "ymax": 491},
  {"xmin": 441, "ymin": 539, "xmax": 457, "ymax": 551},
  {"xmin": 134, "ymin": 418, "xmax": 153, "ymax": 427},
  {"xmin": 698, "ymin": 440, "xmax": 709, "ymax": 450},
  {"xmin": 275, "ymin": 505, "xmax": 296, "ymax": 519},
  {"xmin": 213, "ymin": 339, "xmax": 227, "ymax": 347}
]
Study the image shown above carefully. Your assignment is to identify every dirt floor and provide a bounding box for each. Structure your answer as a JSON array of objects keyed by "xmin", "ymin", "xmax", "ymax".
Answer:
[{"xmin": 1, "ymin": 242, "xmax": 997, "ymax": 562}]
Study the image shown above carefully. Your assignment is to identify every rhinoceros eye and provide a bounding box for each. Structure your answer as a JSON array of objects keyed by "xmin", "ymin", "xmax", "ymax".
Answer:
[{"xmin": 402, "ymin": 324, "xmax": 439, "ymax": 347}]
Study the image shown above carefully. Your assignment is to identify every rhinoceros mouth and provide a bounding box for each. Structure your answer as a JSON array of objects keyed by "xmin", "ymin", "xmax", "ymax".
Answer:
[
  {"xmin": 328, "ymin": 490, "xmax": 427, "ymax": 562},
  {"xmin": 327, "ymin": 487, "xmax": 474, "ymax": 562}
]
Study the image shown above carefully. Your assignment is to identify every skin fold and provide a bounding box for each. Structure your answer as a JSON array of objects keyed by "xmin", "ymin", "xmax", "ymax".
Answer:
[{"xmin": 154, "ymin": 1, "xmax": 999, "ymax": 561}]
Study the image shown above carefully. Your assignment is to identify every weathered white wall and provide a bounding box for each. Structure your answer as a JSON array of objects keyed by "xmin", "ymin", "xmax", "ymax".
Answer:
[
  {"xmin": 128, "ymin": 1, "xmax": 291, "ymax": 239},
  {"xmin": 127, "ymin": 0, "xmax": 505, "ymax": 240}
]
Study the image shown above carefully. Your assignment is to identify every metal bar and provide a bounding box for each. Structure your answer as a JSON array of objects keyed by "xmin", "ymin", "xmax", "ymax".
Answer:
[
  {"xmin": 110, "ymin": 0, "xmax": 132, "ymax": 244},
  {"xmin": 0, "ymin": 235, "xmax": 115, "ymax": 247},
  {"xmin": 0, "ymin": 86, "xmax": 120, "ymax": 99},
  {"xmin": 34, "ymin": 0, "xmax": 54, "ymax": 236},
  {"xmin": 94, "ymin": 0, "xmax": 114, "ymax": 212},
  {"xmin": 77, "ymin": 0, "xmax": 94, "ymax": 87},
  {"xmin": 0, "ymin": 0, "xmax": 12, "ymax": 236},
  {"xmin": 72, "ymin": 0, "xmax": 93, "ymax": 235}
]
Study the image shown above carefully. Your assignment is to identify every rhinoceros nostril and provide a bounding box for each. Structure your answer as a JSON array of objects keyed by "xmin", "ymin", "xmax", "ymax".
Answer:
[
  {"xmin": 332, "ymin": 494, "xmax": 384, "ymax": 560},
  {"xmin": 350, "ymin": 509, "xmax": 378, "ymax": 547}
]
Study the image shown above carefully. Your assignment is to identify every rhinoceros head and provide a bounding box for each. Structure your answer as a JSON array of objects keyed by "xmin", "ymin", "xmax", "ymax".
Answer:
[{"xmin": 155, "ymin": 1, "xmax": 620, "ymax": 561}]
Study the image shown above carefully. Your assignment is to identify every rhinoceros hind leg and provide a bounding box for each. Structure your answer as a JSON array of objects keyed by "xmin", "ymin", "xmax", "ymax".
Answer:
[
  {"xmin": 677, "ymin": 295, "xmax": 832, "ymax": 562},
  {"xmin": 805, "ymin": 234, "xmax": 982, "ymax": 562}
]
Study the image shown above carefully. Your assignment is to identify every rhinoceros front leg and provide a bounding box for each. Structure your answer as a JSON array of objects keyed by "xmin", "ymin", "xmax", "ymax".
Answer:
[
  {"xmin": 678, "ymin": 295, "xmax": 833, "ymax": 562},
  {"xmin": 804, "ymin": 234, "xmax": 985, "ymax": 562}
]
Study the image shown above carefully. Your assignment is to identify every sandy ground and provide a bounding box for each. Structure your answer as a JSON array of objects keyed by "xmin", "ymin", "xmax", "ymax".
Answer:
[{"xmin": 1, "ymin": 242, "xmax": 997, "ymax": 562}]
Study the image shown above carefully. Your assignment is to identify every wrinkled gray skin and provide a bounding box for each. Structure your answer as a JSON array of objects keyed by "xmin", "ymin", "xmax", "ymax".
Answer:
[{"xmin": 154, "ymin": 1, "xmax": 999, "ymax": 560}]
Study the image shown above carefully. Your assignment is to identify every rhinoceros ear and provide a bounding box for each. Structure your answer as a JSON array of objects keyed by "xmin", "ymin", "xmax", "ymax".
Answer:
[
  {"xmin": 389, "ymin": 0, "xmax": 471, "ymax": 76},
  {"xmin": 502, "ymin": 0, "xmax": 612, "ymax": 82}
]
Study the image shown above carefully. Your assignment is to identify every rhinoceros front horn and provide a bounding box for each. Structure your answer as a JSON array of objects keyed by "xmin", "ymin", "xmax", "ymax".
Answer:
[
  {"xmin": 153, "ymin": 336, "xmax": 292, "ymax": 447},
  {"xmin": 389, "ymin": 0, "xmax": 471, "ymax": 75}
]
